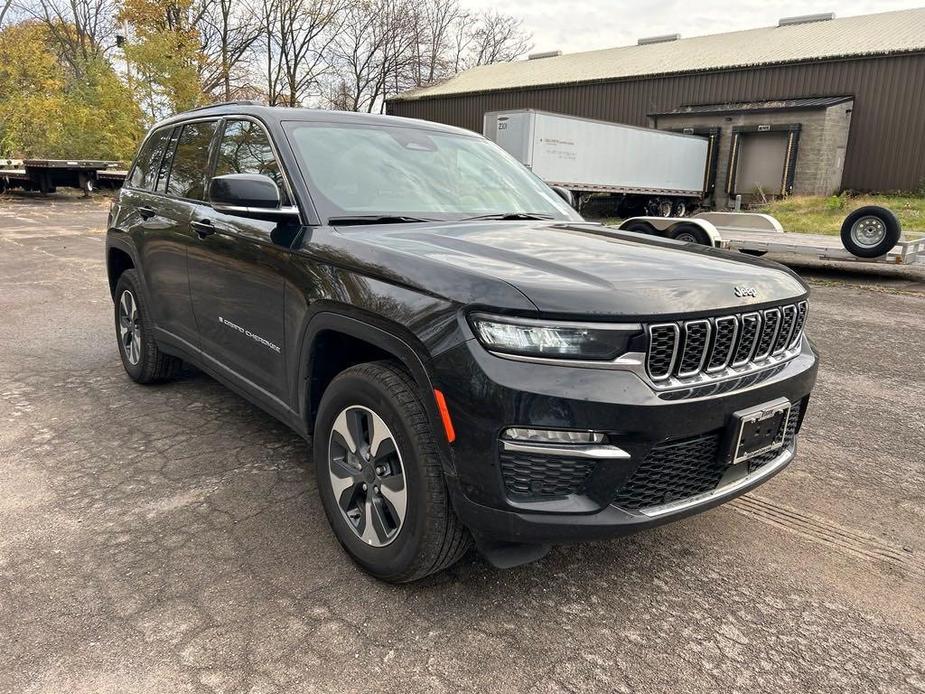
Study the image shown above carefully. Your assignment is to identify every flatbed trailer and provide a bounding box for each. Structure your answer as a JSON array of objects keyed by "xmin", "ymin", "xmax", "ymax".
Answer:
[
  {"xmin": 616, "ymin": 209, "xmax": 924, "ymax": 266},
  {"xmin": 0, "ymin": 159, "xmax": 125, "ymax": 196}
]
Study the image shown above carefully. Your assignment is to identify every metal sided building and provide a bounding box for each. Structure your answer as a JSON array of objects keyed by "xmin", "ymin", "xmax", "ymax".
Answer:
[{"xmin": 387, "ymin": 9, "xmax": 925, "ymax": 208}]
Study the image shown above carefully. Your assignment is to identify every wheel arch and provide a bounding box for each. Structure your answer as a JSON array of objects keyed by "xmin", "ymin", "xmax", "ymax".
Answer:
[
  {"xmin": 297, "ymin": 313, "xmax": 449, "ymax": 458},
  {"xmin": 106, "ymin": 241, "xmax": 138, "ymax": 297}
]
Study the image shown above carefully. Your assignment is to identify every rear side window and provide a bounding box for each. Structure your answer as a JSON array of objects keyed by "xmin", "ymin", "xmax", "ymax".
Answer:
[
  {"xmin": 127, "ymin": 128, "xmax": 170, "ymax": 190},
  {"xmin": 166, "ymin": 120, "xmax": 218, "ymax": 200},
  {"xmin": 215, "ymin": 120, "xmax": 289, "ymax": 204}
]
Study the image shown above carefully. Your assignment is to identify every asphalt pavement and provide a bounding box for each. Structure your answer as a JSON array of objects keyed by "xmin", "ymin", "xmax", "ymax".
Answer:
[{"xmin": 1, "ymin": 193, "xmax": 923, "ymax": 693}]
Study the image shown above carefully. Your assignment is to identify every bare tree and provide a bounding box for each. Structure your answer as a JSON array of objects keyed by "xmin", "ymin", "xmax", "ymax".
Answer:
[
  {"xmin": 460, "ymin": 8, "xmax": 531, "ymax": 68},
  {"xmin": 197, "ymin": 0, "xmax": 263, "ymax": 100},
  {"xmin": 25, "ymin": 0, "xmax": 115, "ymax": 73},
  {"xmin": 326, "ymin": 0, "xmax": 419, "ymax": 113},
  {"xmin": 406, "ymin": 0, "xmax": 461, "ymax": 86},
  {"xmin": 256, "ymin": 0, "xmax": 346, "ymax": 107},
  {"xmin": 1, "ymin": 0, "xmax": 15, "ymax": 26}
]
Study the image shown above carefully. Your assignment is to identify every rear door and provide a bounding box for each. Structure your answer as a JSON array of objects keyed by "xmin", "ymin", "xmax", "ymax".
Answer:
[
  {"xmin": 123, "ymin": 124, "xmax": 199, "ymax": 349},
  {"xmin": 186, "ymin": 117, "xmax": 293, "ymax": 403}
]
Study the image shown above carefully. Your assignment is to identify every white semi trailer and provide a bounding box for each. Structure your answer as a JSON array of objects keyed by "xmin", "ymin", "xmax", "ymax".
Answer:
[{"xmin": 483, "ymin": 109, "xmax": 711, "ymax": 217}]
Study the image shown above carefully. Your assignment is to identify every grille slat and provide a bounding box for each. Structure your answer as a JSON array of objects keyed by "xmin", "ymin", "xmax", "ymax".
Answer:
[
  {"xmin": 754, "ymin": 308, "xmax": 782, "ymax": 360},
  {"xmin": 774, "ymin": 304, "xmax": 798, "ymax": 355},
  {"xmin": 644, "ymin": 302, "xmax": 807, "ymax": 384},
  {"xmin": 612, "ymin": 402, "xmax": 803, "ymax": 511},
  {"xmin": 647, "ymin": 324, "xmax": 679, "ymax": 381},
  {"xmin": 707, "ymin": 316, "xmax": 738, "ymax": 372},
  {"xmin": 677, "ymin": 320, "xmax": 711, "ymax": 376},
  {"xmin": 789, "ymin": 301, "xmax": 808, "ymax": 349},
  {"xmin": 732, "ymin": 312, "xmax": 761, "ymax": 367}
]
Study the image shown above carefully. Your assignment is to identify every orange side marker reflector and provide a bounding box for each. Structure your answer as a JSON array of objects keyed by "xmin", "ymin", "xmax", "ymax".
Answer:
[{"xmin": 433, "ymin": 389, "xmax": 456, "ymax": 443}]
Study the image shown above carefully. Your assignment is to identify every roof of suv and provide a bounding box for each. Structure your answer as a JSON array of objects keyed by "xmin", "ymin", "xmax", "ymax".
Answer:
[{"xmin": 153, "ymin": 102, "xmax": 476, "ymax": 137}]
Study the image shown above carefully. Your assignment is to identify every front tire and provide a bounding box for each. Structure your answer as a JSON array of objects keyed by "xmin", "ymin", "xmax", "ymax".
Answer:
[
  {"xmin": 315, "ymin": 361, "xmax": 470, "ymax": 582},
  {"xmin": 114, "ymin": 269, "xmax": 181, "ymax": 383}
]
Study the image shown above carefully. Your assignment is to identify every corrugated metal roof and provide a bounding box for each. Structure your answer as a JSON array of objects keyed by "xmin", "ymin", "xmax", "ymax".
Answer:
[
  {"xmin": 392, "ymin": 8, "xmax": 925, "ymax": 101},
  {"xmin": 652, "ymin": 96, "xmax": 854, "ymax": 116}
]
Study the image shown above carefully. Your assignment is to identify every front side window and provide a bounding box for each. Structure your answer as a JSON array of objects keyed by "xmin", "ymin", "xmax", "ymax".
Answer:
[
  {"xmin": 166, "ymin": 120, "xmax": 218, "ymax": 200},
  {"xmin": 127, "ymin": 127, "xmax": 170, "ymax": 190},
  {"xmin": 215, "ymin": 119, "xmax": 289, "ymax": 204},
  {"xmin": 284, "ymin": 121, "xmax": 580, "ymax": 223}
]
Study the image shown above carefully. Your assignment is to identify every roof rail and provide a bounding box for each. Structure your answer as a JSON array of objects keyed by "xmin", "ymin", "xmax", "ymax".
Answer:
[{"xmin": 183, "ymin": 100, "xmax": 264, "ymax": 114}]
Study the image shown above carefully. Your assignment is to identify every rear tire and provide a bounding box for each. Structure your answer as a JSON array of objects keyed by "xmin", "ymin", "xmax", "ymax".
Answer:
[
  {"xmin": 840, "ymin": 206, "xmax": 901, "ymax": 258},
  {"xmin": 668, "ymin": 222, "xmax": 712, "ymax": 246},
  {"xmin": 114, "ymin": 270, "xmax": 181, "ymax": 383},
  {"xmin": 314, "ymin": 361, "xmax": 471, "ymax": 582},
  {"xmin": 621, "ymin": 220, "xmax": 657, "ymax": 235},
  {"xmin": 672, "ymin": 200, "xmax": 688, "ymax": 217}
]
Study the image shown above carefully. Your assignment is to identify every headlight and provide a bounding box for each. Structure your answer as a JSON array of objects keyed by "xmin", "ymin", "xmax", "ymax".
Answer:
[{"xmin": 469, "ymin": 313, "xmax": 641, "ymax": 361}]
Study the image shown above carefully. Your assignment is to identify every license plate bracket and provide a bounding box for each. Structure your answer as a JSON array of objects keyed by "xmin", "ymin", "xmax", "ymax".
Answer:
[{"xmin": 730, "ymin": 398, "xmax": 791, "ymax": 465}]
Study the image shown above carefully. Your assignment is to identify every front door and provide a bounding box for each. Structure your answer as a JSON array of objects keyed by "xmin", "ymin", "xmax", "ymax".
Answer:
[{"xmin": 187, "ymin": 118, "xmax": 293, "ymax": 404}]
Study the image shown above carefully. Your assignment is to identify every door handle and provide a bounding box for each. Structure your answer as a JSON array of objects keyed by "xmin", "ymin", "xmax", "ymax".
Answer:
[
  {"xmin": 138, "ymin": 206, "xmax": 156, "ymax": 220},
  {"xmin": 191, "ymin": 219, "xmax": 216, "ymax": 238}
]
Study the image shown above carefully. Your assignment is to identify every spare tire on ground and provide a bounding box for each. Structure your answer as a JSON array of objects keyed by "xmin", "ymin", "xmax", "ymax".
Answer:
[{"xmin": 840, "ymin": 206, "xmax": 902, "ymax": 258}]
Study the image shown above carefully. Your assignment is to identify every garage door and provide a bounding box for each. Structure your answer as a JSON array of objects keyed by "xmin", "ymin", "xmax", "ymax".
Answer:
[{"xmin": 735, "ymin": 132, "xmax": 789, "ymax": 197}]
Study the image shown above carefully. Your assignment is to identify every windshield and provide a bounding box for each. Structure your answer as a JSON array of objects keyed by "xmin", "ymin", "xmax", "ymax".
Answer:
[{"xmin": 284, "ymin": 121, "xmax": 582, "ymax": 224}]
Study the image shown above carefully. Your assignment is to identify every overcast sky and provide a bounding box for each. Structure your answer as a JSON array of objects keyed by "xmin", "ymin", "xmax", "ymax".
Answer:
[{"xmin": 468, "ymin": 0, "xmax": 925, "ymax": 55}]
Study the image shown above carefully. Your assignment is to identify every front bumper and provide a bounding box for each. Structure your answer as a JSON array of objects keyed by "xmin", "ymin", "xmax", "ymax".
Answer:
[{"xmin": 431, "ymin": 335, "xmax": 818, "ymax": 545}]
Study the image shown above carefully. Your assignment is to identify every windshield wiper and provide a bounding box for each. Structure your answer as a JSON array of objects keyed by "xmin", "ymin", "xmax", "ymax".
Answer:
[
  {"xmin": 328, "ymin": 215, "xmax": 435, "ymax": 226},
  {"xmin": 462, "ymin": 212, "xmax": 556, "ymax": 221}
]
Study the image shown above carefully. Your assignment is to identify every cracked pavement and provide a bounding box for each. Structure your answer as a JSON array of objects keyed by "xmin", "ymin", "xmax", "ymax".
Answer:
[{"xmin": 1, "ymin": 193, "xmax": 923, "ymax": 693}]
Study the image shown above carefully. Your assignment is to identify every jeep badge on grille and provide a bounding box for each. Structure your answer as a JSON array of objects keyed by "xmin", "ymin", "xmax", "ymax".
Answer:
[{"xmin": 734, "ymin": 286, "xmax": 758, "ymax": 298}]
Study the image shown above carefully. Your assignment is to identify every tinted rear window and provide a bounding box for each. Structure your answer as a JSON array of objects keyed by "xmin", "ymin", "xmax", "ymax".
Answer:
[
  {"xmin": 127, "ymin": 128, "xmax": 170, "ymax": 190},
  {"xmin": 166, "ymin": 120, "xmax": 218, "ymax": 200}
]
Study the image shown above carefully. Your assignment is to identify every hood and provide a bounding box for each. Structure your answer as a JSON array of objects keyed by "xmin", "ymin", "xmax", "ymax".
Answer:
[{"xmin": 340, "ymin": 221, "xmax": 807, "ymax": 318}]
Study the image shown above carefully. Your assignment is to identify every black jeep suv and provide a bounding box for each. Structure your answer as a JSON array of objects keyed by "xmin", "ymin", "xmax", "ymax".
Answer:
[{"xmin": 106, "ymin": 103, "xmax": 817, "ymax": 581}]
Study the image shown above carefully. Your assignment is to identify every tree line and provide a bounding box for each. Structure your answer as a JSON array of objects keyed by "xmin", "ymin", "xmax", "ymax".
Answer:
[{"xmin": 0, "ymin": 0, "xmax": 530, "ymax": 160}]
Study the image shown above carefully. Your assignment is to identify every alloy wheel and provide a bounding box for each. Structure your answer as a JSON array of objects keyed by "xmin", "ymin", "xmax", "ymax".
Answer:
[
  {"xmin": 119, "ymin": 290, "xmax": 141, "ymax": 365},
  {"xmin": 328, "ymin": 405, "xmax": 407, "ymax": 547}
]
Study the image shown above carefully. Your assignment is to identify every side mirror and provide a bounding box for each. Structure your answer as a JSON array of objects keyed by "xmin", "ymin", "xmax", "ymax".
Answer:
[
  {"xmin": 209, "ymin": 173, "xmax": 300, "ymax": 221},
  {"xmin": 550, "ymin": 185, "xmax": 575, "ymax": 209}
]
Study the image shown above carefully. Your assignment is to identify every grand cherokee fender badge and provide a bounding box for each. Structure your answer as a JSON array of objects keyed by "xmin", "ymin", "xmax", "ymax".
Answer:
[
  {"xmin": 734, "ymin": 286, "xmax": 758, "ymax": 298},
  {"xmin": 218, "ymin": 316, "xmax": 281, "ymax": 353}
]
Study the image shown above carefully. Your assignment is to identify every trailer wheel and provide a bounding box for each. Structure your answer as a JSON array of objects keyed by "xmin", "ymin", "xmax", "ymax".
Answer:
[
  {"xmin": 672, "ymin": 200, "xmax": 688, "ymax": 217},
  {"xmin": 622, "ymin": 221, "xmax": 657, "ymax": 236},
  {"xmin": 648, "ymin": 198, "xmax": 673, "ymax": 217},
  {"xmin": 668, "ymin": 223, "xmax": 711, "ymax": 246},
  {"xmin": 80, "ymin": 174, "xmax": 95, "ymax": 197},
  {"xmin": 840, "ymin": 206, "xmax": 901, "ymax": 258}
]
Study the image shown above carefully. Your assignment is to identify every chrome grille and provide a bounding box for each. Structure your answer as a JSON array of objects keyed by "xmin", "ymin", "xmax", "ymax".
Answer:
[{"xmin": 645, "ymin": 301, "xmax": 807, "ymax": 386}]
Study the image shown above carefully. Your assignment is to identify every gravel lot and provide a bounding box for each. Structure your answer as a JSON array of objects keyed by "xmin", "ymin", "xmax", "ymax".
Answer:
[{"xmin": 1, "ymin": 194, "xmax": 923, "ymax": 694}]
